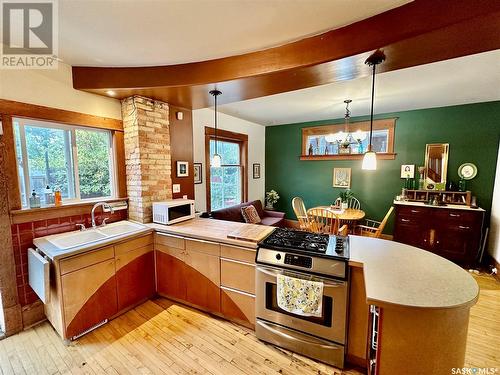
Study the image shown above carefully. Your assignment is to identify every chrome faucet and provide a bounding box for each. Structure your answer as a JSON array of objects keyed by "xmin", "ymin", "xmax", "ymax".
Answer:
[{"xmin": 91, "ymin": 202, "xmax": 115, "ymax": 228}]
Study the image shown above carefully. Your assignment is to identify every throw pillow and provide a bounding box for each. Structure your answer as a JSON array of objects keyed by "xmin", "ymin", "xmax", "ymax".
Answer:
[{"xmin": 241, "ymin": 205, "xmax": 262, "ymax": 224}]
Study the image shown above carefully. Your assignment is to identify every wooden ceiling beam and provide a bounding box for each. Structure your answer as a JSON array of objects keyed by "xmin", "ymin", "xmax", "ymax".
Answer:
[{"xmin": 72, "ymin": 0, "xmax": 500, "ymax": 109}]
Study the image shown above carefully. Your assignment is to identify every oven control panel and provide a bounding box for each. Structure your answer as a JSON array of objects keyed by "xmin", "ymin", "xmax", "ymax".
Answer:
[{"xmin": 284, "ymin": 253, "xmax": 312, "ymax": 268}]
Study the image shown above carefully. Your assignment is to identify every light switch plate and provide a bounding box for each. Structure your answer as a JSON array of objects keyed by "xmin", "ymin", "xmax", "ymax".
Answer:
[{"xmin": 173, "ymin": 184, "xmax": 181, "ymax": 193}]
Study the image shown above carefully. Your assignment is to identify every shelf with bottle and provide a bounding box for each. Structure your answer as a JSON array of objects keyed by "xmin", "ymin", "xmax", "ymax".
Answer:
[{"xmin": 403, "ymin": 190, "xmax": 472, "ymax": 206}]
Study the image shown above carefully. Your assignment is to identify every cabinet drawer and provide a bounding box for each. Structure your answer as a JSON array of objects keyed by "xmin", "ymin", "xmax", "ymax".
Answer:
[
  {"xmin": 221, "ymin": 287, "xmax": 255, "ymax": 326},
  {"xmin": 434, "ymin": 209, "xmax": 478, "ymax": 224},
  {"xmin": 396, "ymin": 215, "xmax": 421, "ymax": 226},
  {"xmin": 155, "ymin": 233, "xmax": 185, "ymax": 250},
  {"xmin": 396, "ymin": 206, "xmax": 428, "ymax": 217},
  {"xmin": 220, "ymin": 244, "xmax": 256, "ymax": 264},
  {"xmin": 221, "ymin": 259, "xmax": 255, "ymax": 294},
  {"xmin": 115, "ymin": 234, "xmax": 153, "ymax": 256},
  {"xmin": 186, "ymin": 238, "xmax": 220, "ymax": 256},
  {"xmin": 60, "ymin": 246, "xmax": 114, "ymax": 275}
]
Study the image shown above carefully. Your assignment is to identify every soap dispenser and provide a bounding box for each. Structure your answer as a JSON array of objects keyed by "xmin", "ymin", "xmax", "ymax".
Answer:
[{"xmin": 29, "ymin": 190, "xmax": 41, "ymax": 208}]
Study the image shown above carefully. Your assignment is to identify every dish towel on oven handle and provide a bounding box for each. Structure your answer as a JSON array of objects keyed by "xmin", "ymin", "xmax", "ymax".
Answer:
[{"xmin": 276, "ymin": 273, "xmax": 323, "ymax": 317}]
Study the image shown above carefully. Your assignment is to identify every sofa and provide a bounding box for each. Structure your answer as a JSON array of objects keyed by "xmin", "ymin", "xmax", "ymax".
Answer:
[{"xmin": 210, "ymin": 200, "xmax": 285, "ymax": 227}]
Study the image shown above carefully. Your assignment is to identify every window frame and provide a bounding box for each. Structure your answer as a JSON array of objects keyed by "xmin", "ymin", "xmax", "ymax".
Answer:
[
  {"xmin": 13, "ymin": 117, "xmax": 116, "ymax": 207},
  {"xmin": 204, "ymin": 127, "xmax": 248, "ymax": 212},
  {"xmin": 301, "ymin": 118, "xmax": 397, "ymax": 160}
]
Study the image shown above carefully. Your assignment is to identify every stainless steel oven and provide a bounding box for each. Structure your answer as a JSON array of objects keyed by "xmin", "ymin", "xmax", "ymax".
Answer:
[{"xmin": 255, "ymin": 264, "xmax": 348, "ymax": 368}]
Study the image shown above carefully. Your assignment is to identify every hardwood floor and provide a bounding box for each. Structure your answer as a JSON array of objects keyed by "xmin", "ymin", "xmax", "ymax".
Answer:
[{"xmin": 0, "ymin": 274, "xmax": 498, "ymax": 375}]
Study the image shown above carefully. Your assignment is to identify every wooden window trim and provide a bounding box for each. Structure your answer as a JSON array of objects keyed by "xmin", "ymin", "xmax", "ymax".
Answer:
[
  {"xmin": 204, "ymin": 127, "xmax": 248, "ymax": 212},
  {"xmin": 1, "ymin": 99, "xmax": 125, "ymax": 210},
  {"xmin": 301, "ymin": 118, "xmax": 397, "ymax": 160}
]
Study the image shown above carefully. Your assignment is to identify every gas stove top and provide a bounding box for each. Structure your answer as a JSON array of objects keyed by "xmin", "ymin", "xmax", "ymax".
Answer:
[
  {"xmin": 259, "ymin": 228, "xmax": 349, "ymax": 259},
  {"xmin": 257, "ymin": 228, "xmax": 349, "ymax": 279}
]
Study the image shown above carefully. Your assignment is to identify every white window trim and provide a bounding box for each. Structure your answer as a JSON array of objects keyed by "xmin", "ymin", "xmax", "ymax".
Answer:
[{"xmin": 13, "ymin": 117, "xmax": 116, "ymax": 207}]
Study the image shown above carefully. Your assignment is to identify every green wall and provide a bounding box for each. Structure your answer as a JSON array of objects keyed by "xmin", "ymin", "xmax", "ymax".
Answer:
[{"xmin": 265, "ymin": 101, "xmax": 500, "ymax": 233}]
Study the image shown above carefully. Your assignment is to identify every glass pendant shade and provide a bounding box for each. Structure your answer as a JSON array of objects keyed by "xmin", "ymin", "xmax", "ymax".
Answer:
[
  {"xmin": 334, "ymin": 131, "xmax": 346, "ymax": 143},
  {"xmin": 325, "ymin": 133, "xmax": 337, "ymax": 143},
  {"xmin": 211, "ymin": 153, "xmax": 222, "ymax": 168},
  {"xmin": 362, "ymin": 150, "xmax": 377, "ymax": 170}
]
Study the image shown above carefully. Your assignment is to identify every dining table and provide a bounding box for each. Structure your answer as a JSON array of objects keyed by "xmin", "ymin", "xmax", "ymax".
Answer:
[{"xmin": 308, "ymin": 206, "xmax": 366, "ymax": 233}]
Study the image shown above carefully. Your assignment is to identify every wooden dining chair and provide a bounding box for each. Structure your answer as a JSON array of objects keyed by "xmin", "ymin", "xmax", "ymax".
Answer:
[
  {"xmin": 355, "ymin": 206, "xmax": 394, "ymax": 238},
  {"xmin": 292, "ymin": 197, "xmax": 311, "ymax": 230},
  {"xmin": 307, "ymin": 208, "xmax": 348, "ymax": 235},
  {"xmin": 347, "ymin": 196, "xmax": 361, "ymax": 210}
]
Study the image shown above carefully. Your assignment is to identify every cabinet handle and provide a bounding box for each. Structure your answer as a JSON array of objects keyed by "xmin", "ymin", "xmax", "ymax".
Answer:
[
  {"xmin": 449, "ymin": 213, "xmax": 460, "ymax": 217},
  {"xmin": 458, "ymin": 225, "xmax": 470, "ymax": 230},
  {"xmin": 423, "ymin": 239, "xmax": 427, "ymax": 242},
  {"xmin": 436, "ymin": 240, "xmax": 440, "ymax": 244},
  {"xmin": 401, "ymin": 218, "xmax": 410, "ymax": 223},
  {"xmin": 410, "ymin": 210, "xmax": 420, "ymax": 213}
]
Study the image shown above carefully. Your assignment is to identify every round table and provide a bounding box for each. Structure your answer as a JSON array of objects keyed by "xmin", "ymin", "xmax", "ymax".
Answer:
[{"xmin": 309, "ymin": 206, "xmax": 366, "ymax": 233}]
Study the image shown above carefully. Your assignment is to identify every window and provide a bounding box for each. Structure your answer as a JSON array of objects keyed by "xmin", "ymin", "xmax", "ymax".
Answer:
[
  {"xmin": 205, "ymin": 127, "xmax": 248, "ymax": 211},
  {"xmin": 301, "ymin": 118, "xmax": 396, "ymax": 160},
  {"xmin": 13, "ymin": 118, "xmax": 114, "ymax": 207}
]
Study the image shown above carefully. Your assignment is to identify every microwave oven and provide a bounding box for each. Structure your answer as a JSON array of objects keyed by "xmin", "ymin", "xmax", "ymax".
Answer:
[{"xmin": 153, "ymin": 199, "xmax": 195, "ymax": 225}]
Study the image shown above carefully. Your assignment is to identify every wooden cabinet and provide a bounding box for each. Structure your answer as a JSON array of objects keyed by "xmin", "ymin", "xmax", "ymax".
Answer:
[
  {"xmin": 60, "ymin": 254, "xmax": 117, "ymax": 339},
  {"xmin": 394, "ymin": 204, "xmax": 484, "ymax": 264},
  {"xmin": 155, "ymin": 233, "xmax": 187, "ymax": 300},
  {"xmin": 220, "ymin": 244, "xmax": 256, "ymax": 327},
  {"xmin": 155, "ymin": 235, "xmax": 221, "ymax": 313},
  {"xmin": 115, "ymin": 234, "xmax": 155, "ymax": 311},
  {"xmin": 184, "ymin": 238, "xmax": 220, "ymax": 312}
]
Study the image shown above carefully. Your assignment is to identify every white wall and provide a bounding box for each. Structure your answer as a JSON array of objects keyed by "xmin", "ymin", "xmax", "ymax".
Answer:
[
  {"xmin": 0, "ymin": 62, "xmax": 122, "ymax": 119},
  {"xmin": 488, "ymin": 140, "xmax": 500, "ymax": 263},
  {"xmin": 193, "ymin": 108, "xmax": 265, "ymax": 212}
]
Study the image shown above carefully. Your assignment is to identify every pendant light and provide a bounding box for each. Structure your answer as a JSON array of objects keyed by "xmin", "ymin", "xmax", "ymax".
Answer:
[
  {"xmin": 362, "ymin": 49, "xmax": 385, "ymax": 171},
  {"xmin": 209, "ymin": 89, "xmax": 222, "ymax": 168}
]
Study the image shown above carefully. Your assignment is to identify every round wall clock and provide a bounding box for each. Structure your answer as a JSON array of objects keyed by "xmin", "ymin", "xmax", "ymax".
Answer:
[{"xmin": 458, "ymin": 163, "xmax": 478, "ymax": 180}]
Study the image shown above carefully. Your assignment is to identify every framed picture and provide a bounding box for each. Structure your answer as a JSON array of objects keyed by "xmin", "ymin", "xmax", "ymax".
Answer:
[
  {"xmin": 176, "ymin": 161, "xmax": 189, "ymax": 177},
  {"xmin": 401, "ymin": 164, "xmax": 415, "ymax": 179},
  {"xmin": 194, "ymin": 163, "xmax": 202, "ymax": 184},
  {"xmin": 333, "ymin": 168, "xmax": 351, "ymax": 188},
  {"xmin": 253, "ymin": 163, "xmax": 261, "ymax": 179}
]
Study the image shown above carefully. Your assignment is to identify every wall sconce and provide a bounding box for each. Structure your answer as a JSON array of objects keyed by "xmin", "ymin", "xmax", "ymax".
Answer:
[{"xmin": 176, "ymin": 111, "xmax": 183, "ymax": 120}]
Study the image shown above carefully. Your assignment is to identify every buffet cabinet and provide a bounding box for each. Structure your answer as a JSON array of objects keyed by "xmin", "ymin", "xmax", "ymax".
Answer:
[{"xmin": 393, "ymin": 204, "xmax": 484, "ymax": 264}]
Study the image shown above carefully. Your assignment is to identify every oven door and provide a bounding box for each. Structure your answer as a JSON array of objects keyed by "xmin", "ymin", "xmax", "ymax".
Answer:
[{"xmin": 256, "ymin": 265, "xmax": 347, "ymax": 344}]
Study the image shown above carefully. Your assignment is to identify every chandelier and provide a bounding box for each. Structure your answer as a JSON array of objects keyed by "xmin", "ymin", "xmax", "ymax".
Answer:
[{"xmin": 325, "ymin": 100, "xmax": 367, "ymax": 151}]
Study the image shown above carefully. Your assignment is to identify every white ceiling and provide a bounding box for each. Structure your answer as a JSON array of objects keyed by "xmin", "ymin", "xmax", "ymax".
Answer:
[
  {"xmin": 59, "ymin": 0, "xmax": 409, "ymax": 66},
  {"xmin": 218, "ymin": 50, "xmax": 500, "ymax": 126}
]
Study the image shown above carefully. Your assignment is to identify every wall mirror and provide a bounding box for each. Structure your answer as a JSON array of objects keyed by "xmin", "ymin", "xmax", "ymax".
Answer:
[{"xmin": 424, "ymin": 143, "xmax": 449, "ymax": 189}]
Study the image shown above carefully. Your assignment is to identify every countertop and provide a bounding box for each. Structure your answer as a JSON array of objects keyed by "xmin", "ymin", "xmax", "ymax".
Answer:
[
  {"xmin": 149, "ymin": 218, "xmax": 264, "ymax": 249},
  {"xmin": 348, "ymin": 235, "xmax": 479, "ymax": 310},
  {"xmin": 393, "ymin": 200, "xmax": 485, "ymax": 212}
]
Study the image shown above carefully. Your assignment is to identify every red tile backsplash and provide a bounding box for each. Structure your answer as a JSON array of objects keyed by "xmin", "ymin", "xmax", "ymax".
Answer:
[{"xmin": 11, "ymin": 209, "xmax": 128, "ymax": 306}]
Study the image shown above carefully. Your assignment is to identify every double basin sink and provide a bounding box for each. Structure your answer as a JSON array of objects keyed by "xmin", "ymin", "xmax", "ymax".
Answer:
[{"xmin": 45, "ymin": 221, "xmax": 148, "ymax": 251}]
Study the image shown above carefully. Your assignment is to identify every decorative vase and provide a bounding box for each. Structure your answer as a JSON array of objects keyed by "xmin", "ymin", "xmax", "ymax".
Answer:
[
  {"xmin": 341, "ymin": 202, "xmax": 348, "ymax": 209},
  {"xmin": 266, "ymin": 202, "xmax": 274, "ymax": 210}
]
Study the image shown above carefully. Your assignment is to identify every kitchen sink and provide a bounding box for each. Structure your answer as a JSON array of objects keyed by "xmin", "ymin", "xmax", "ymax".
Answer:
[
  {"xmin": 44, "ymin": 220, "xmax": 148, "ymax": 251},
  {"xmin": 48, "ymin": 230, "xmax": 107, "ymax": 250}
]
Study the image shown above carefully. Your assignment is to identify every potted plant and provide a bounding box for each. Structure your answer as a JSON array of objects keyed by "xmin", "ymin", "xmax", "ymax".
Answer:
[
  {"xmin": 265, "ymin": 190, "xmax": 280, "ymax": 210},
  {"xmin": 338, "ymin": 189, "xmax": 353, "ymax": 209}
]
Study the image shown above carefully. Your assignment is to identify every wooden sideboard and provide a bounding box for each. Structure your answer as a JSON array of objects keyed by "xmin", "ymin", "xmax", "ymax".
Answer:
[{"xmin": 393, "ymin": 203, "xmax": 484, "ymax": 265}]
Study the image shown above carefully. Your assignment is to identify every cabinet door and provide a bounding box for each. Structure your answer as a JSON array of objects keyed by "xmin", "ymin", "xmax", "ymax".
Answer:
[
  {"xmin": 116, "ymin": 244, "xmax": 155, "ymax": 311},
  {"xmin": 156, "ymin": 244, "xmax": 187, "ymax": 301},
  {"xmin": 434, "ymin": 224, "xmax": 478, "ymax": 263},
  {"xmin": 61, "ymin": 259, "xmax": 117, "ymax": 339},
  {"xmin": 221, "ymin": 287, "xmax": 255, "ymax": 327},
  {"xmin": 394, "ymin": 218, "xmax": 427, "ymax": 249},
  {"xmin": 185, "ymin": 247, "xmax": 221, "ymax": 313}
]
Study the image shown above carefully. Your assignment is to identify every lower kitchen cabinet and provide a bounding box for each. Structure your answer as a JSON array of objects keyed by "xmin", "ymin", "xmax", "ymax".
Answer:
[
  {"xmin": 221, "ymin": 287, "xmax": 255, "ymax": 326},
  {"xmin": 60, "ymin": 256, "xmax": 117, "ymax": 339},
  {"xmin": 115, "ymin": 234, "xmax": 155, "ymax": 311},
  {"xmin": 155, "ymin": 234, "xmax": 187, "ymax": 300}
]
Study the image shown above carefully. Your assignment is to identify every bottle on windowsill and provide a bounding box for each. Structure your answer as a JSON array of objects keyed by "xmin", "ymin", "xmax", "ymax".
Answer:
[
  {"xmin": 54, "ymin": 187, "xmax": 62, "ymax": 206},
  {"xmin": 29, "ymin": 190, "xmax": 41, "ymax": 209}
]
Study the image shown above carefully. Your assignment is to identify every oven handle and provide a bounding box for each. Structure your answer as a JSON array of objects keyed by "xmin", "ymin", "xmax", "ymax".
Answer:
[
  {"xmin": 256, "ymin": 266, "xmax": 345, "ymax": 288},
  {"xmin": 256, "ymin": 320, "xmax": 339, "ymax": 349}
]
